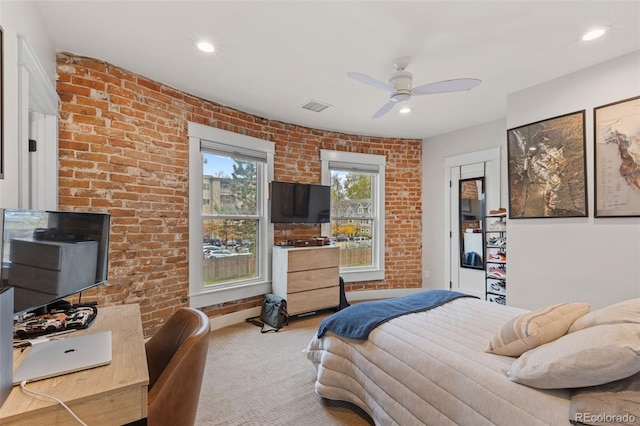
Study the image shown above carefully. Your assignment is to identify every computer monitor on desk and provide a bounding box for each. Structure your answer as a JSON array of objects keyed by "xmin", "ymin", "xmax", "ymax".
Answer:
[
  {"xmin": 0, "ymin": 209, "xmax": 112, "ymax": 400},
  {"xmin": 0, "ymin": 209, "xmax": 110, "ymax": 316}
]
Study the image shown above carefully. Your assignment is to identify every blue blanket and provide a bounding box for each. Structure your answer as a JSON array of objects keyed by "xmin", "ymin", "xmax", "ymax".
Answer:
[{"xmin": 317, "ymin": 290, "xmax": 477, "ymax": 339}]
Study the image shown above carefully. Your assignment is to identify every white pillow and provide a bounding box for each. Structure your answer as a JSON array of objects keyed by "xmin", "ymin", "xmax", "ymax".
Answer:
[
  {"xmin": 569, "ymin": 298, "xmax": 640, "ymax": 333},
  {"xmin": 507, "ymin": 323, "xmax": 640, "ymax": 389},
  {"xmin": 485, "ymin": 302, "xmax": 589, "ymax": 357}
]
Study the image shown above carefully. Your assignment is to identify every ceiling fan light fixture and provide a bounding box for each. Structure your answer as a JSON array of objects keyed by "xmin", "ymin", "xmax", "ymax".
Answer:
[
  {"xmin": 399, "ymin": 107, "xmax": 412, "ymax": 114},
  {"xmin": 196, "ymin": 40, "xmax": 215, "ymax": 53},
  {"xmin": 391, "ymin": 92, "xmax": 411, "ymax": 103},
  {"xmin": 582, "ymin": 27, "xmax": 607, "ymax": 41}
]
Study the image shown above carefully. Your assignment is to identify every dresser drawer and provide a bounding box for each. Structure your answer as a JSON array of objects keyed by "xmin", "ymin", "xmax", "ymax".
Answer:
[
  {"xmin": 287, "ymin": 267, "xmax": 338, "ymax": 293},
  {"xmin": 287, "ymin": 286, "xmax": 339, "ymax": 315},
  {"xmin": 287, "ymin": 247, "xmax": 339, "ymax": 272}
]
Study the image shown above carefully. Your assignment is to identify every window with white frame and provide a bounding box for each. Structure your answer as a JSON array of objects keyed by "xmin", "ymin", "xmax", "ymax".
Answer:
[
  {"xmin": 188, "ymin": 123, "xmax": 274, "ymax": 308},
  {"xmin": 320, "ymin": 150, "xmax": 385, "ymax": 282}
]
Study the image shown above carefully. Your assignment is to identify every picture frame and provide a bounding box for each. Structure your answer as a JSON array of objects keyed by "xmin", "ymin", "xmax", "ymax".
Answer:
[
  {"xmin": 507, "ymin": 110, "xmax": 587, "ymax": 218},
  {"xmin": 594, "ymin": 96, "xmax": 640, "ymax": 217},
  {"xmin": 0, "ymin": 25, "xmax": 4, "ymax": 179}
]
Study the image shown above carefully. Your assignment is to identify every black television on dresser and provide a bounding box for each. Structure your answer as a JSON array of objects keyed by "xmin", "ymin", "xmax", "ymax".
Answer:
[{"xmin": 270, "ymin": 181, "xmax": 331, "ymax": 224}]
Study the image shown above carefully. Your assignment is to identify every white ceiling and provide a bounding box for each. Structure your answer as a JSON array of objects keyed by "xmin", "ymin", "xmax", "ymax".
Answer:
[{"xmin": 35, "ymin": 1, "xmax": 640, "ymax": 140}]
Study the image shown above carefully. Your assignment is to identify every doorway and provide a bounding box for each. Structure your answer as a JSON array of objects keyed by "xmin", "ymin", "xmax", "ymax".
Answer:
[
  {"xmin": 18, "ymin": 35, "xmax": 59, "ymax": 210},
  {"xmin": 444, "ymin": 147, "xmax": 501, "ymax": 298}
]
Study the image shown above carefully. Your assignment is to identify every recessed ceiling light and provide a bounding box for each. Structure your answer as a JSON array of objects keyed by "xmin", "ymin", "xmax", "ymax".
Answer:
[
  {"xmin": 399, "ymin": 107, "xmax": 412, "ymax": 114},
  {"xmin": 582, "ymin": 27, "xmax": 607, "ymax": 41},
  {"xmin": 196, "ymin": 41, "xmax": 215, "ymax": 53}
]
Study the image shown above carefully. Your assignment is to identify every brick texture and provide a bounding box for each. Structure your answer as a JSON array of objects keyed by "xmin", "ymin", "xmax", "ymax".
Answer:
[{"xmin": 56, "ymin": 52, "xmax": 423, "ymax": 336}]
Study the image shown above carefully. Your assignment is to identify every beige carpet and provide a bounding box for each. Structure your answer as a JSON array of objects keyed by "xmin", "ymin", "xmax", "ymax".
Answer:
[{"xmin": 195, "ymin": 313, "xmax": 374, "ymax": 426}]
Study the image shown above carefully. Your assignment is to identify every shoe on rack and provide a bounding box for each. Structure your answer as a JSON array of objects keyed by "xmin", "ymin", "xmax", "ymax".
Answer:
[
  {"xmin": 487, "ymin": 267, "xmax": 506, "ymax": 279},
  {"xmin": 488, "ymin": 253, "xmax": 506, "ymax": 263},
  {"xmin": 487, "ymin": 237, "xmax": 506, "ymax": 247},
  {"xmin": 489, "ymin": 221, "xmax": 506, "ymax": 231},
  {"xmin": 490, "ymin": 282, "xmax": 505, "ymax": 292},
  {"xmin": 489, "ymin": 207, "xmax": 507, "ymax": 216}
]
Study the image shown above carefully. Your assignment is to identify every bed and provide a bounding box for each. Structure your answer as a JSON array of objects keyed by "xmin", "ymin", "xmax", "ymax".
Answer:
[{"xmin": 306, "ymin": 291, "xmax": 640, "ymax": 426}]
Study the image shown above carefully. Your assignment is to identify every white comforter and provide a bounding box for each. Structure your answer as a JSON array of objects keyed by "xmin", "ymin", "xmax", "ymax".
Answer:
[{"xmin": 306, "ymin": 297, "xmax": 572, "ymax": 425}]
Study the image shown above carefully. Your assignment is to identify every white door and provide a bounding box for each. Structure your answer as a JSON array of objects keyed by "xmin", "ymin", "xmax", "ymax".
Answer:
[
  {"xmin": 449, "ymin": 163, "xmax": 485, "ymax": 297},
  {"xmin": 28, "ymin": 111, "xmax": 58, "ymax": 210},
  {"xmin": 444, "ymin": 147, "xmax": 501, "ymax": 298}
]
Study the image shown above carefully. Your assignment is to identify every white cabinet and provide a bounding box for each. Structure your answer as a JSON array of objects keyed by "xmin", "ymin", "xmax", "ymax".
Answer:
[{"xmin": 272, "ymin": 246, "xmax": 340, "ymax": 315}]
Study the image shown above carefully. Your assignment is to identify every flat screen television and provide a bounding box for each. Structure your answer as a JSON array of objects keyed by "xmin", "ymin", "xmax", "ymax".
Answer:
[
  {"xmin": 270, "ymin": 181, "xmax": 331, "ymax": 224},
  {"xmin": 0, "ymin": 209, "xmax": 110, "ymax": 315}
]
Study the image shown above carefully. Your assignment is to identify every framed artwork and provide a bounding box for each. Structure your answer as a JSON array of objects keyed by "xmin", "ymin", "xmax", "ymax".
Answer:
[
  {"xmin": 507, "ymin": 110, "xmax": 587, "ymax": 218},
  {"xmin": 594, "ymin": 96, "xmax": 640, "ymax": 217},
  {"xmin": 0, "ymin": 25, "xmax": 3, "ymax": 179}
]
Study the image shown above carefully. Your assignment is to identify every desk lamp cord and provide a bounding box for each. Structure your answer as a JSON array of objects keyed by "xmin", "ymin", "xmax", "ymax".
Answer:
[{"xmin": 19, "ymin": 380, "xmax": 88, "ymax": 426}]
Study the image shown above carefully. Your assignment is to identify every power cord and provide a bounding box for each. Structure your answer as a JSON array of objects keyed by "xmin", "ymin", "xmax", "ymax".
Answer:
[
  {"xmin": 12, "ymin": 341, "xmax": 30, "ymax": 364},
  {"xmin": 19, "ymin": 380, "xmax": 88, "ymax": 426}
]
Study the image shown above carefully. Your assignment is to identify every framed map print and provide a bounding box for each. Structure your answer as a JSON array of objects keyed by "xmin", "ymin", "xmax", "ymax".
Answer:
[
  {"xmin": 594, "ymin": 96, "xmax": 640, "ymax": 217},
  {"xmin": 507, "ymin": 110, "xmax": 587, "ymax": 218}
]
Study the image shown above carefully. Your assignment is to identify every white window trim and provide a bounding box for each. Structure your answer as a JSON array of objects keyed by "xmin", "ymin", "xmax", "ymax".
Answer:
[
  {"xmin": 188, "ymin": 122, "xmax": 274, "ymax": 308},
  {"xmin": 320, "ymin": 149, "xmax": 385, "ymax": 282}
]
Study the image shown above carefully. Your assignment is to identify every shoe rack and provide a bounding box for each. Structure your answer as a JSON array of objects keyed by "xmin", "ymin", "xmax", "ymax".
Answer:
[{"xmin": 485, "ymin": 212, "xmax": 506, "ymax": 305}]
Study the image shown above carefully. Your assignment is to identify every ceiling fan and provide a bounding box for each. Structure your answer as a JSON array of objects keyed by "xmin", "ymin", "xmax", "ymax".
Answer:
[{"xmin": 347, "ymin": 56, "xmax": 481, "ymax": 119}]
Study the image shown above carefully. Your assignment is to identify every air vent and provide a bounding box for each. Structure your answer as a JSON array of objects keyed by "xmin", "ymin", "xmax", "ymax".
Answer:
[{"xmin": 301, "ymin": 100, "xmax": 332, "ymax": 113}]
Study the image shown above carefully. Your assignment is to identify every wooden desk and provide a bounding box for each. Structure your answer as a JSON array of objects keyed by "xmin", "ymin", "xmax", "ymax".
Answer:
[{"xmin": 0, "ymin": 304, "xmax": 149, "ymax": 425}]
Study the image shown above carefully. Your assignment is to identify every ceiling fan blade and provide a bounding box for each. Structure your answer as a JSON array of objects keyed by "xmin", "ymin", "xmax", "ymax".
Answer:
[
  {"xmin": 411, "ymin": 78, "xmax": 481, "ymax": 96},
  {"xmin": 372, "ymin": 100, "xmax": 396, "ymax": 119},
  {"xmin": 348, "ymin": 72, "xmax": 394, "ymax": 93}
]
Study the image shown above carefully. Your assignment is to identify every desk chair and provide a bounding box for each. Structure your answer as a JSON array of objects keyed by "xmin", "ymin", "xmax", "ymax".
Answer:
[{"xmin": 145, "ymin": 307, "xmax": 211, "ymax": 426}]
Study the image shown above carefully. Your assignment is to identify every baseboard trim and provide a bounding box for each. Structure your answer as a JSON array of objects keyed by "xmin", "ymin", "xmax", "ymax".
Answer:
[
  {"xmin": 207, "ymin": 288, "xmax": 424, "ymax": 330},
  {"xmin": 209, "ymin": 306, "xmax": 261, "ymax": 331}
]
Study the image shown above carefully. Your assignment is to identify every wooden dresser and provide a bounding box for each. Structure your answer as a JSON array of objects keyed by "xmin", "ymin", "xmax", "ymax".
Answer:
[{"xmin": 272, "ymin": 246, "xmax": 340, "ymax": 315}]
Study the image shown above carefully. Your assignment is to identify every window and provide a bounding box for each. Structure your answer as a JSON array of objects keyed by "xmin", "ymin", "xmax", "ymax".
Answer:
[
  {"xmin": 321, "ymin": 150, "xmax": 385, "ymax": 282},
  {"xmin": 189, "ymin": 123, "xmax": 274, "ymax": 308}
]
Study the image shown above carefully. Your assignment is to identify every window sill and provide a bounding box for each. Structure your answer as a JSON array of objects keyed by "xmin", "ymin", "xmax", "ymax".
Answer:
[{"xmin": 340, "ymin": 268, "xmax": 384, "ymax": 282}]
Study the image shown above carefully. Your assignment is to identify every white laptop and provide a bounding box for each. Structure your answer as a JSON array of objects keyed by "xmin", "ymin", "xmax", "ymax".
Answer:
[{"xmin": 13, "ymin": 331, "xmax": 112, "ymax": 385}]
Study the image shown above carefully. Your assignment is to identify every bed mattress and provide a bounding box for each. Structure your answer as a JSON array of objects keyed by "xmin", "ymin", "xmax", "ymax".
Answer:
[{"xmin": 306, "ymin": 297, "xmax": 572, "ymax": 425}]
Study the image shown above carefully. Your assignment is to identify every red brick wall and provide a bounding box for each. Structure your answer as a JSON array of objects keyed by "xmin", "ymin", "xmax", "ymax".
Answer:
[
  {"xmin": 461, "ymin": 180, "xmax": 479, "ymax": 199},
  {"xmin": 56, "ymin": 52, "xmax": 422, "ymax": 336}
]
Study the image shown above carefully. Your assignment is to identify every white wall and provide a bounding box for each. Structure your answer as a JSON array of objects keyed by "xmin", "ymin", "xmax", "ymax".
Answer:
[
  {"xmin": 0, "ymin": 1, "xmax": 56, "ymax": 208},
  {"xmin": 423, "ymin": 50, "xmax": 640, "ymax": 310},
  {"xmin": 507, "ymin": 50, "xmax": 640, "ymax": 310},
  {"xmin": 422, "ymin": 118, "xmax": 507, "ymax": 291}
]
